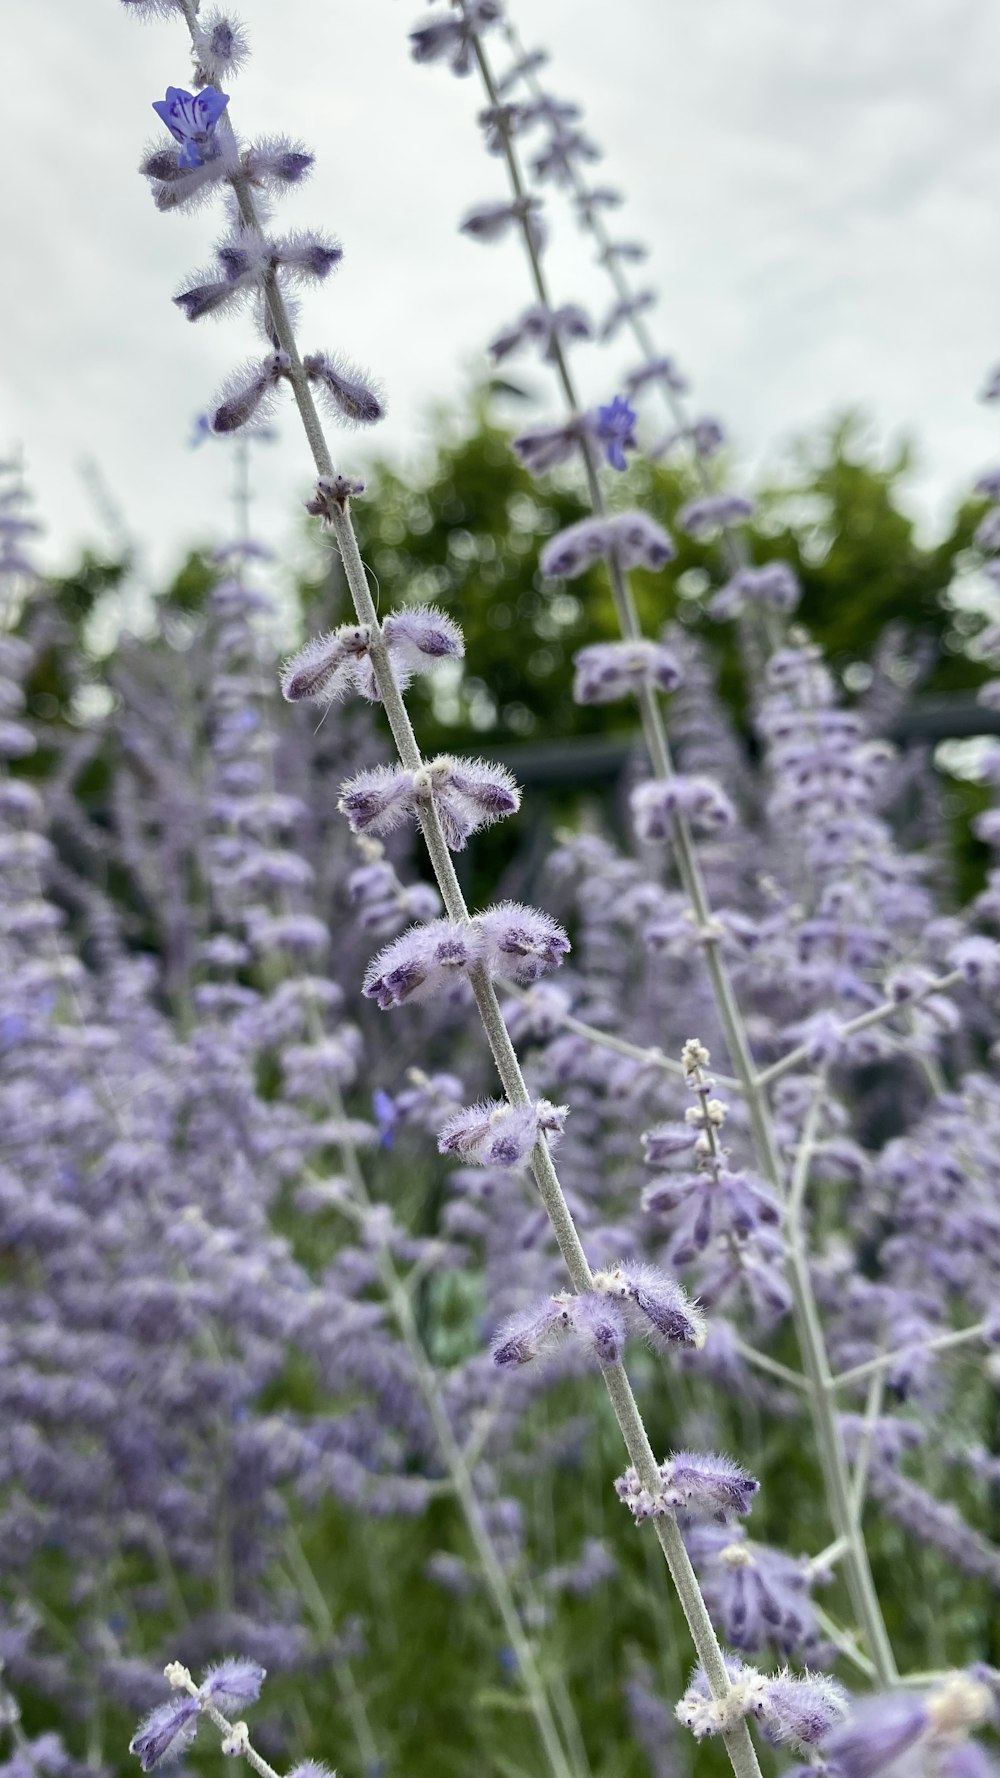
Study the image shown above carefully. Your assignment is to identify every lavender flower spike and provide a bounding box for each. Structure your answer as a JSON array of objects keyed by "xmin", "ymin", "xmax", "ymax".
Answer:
[{"xmin": 152, "ymin": 85, "xmax": 230, "ymax": 168}]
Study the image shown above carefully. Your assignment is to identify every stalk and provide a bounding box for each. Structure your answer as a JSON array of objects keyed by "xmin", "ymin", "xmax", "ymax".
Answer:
[{"xmin": 463, "ymin": 14, "xmax": 897, "ymax": 1686}]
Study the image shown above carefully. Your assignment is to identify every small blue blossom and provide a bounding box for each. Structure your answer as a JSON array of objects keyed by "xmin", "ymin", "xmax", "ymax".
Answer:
[
  {"xmin": 372, "ymin": 1089, "xmax": 397, "ymax": 1148},
  {"xmin": 152, "ymin": 86, "xmax": 230, "ymax": 169},
  {"xmin": 596, "ymin": 395, "xmax": 638, "ymax": 471}
]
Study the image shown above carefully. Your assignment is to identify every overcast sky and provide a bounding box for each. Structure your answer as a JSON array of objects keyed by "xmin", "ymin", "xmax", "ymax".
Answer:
[{"xmin": 5, "ymin": 0, "xmax": 1000, "ymax": 581}]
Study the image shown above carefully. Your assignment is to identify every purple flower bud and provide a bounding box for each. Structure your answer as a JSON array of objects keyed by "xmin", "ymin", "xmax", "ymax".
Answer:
[
  {"xmin": 631, "ymin": 775, "xmax": 736, "ymax": 841},
  {"xmin": 513, "ymin": 413, "xmax": 601, "ymax": 476},
  {"xmin": 211, "ymin": 352, "xmax": 291, "ymax": 433},
  {"xmin": 303, "ymin": 352, "xmax": 385, "ymax": 426},
  {"xmin": 664, "ymin": 1451, "xmax": 758, "ymax": 1520},
  {"xmin": 129, "ymin": 1697, "xmax": 200, "ymax": 1770},
  {"xmin": 596, "ymin": 395, "xmax": 638, "ymax": 471},
  {"xmin": 822, "ymin": 1694, "xmax": 930, "ymax": 1778},
  {"xmin": 192, "ymin": 13, "xmax": 251, "ymax": 81},
  {"xmin": 199, "ymin": 1661, "xmax": 266, "ymax": 1712},
  {"xmin": 532, "ymin": 124, "xmax": 601, "ymax": 186},
  {"xmin": 600, "ymin": 291, "xmax": 657, "ymax": 342},
  {"xmin": 438, "ymin": 1097, "xmax": 566, "ymax": 1168},
  {"xmin": 152, "ymin": 86, "xmax": 230, "ymax": 170},
  {"xmin": 949, "ymin": 936, "xmax": 1000, "ymax": 990},
  {"xmin": 271, "ymin": 230, "xmax": 343, "ymax": 283},
  {"xmin": 759, "ymin": 1672, "xmax": 848, "ymax": 1749},
  {"xmin": 410, "ymin": 2, "xmax": 501, "ymax": 76},
  {"xmin": 573, "ymin": 641, "xmax": 683, "ymax": 706},
  {"xmin": 616, "ymin": 1451, "xmax": 757, "ymax": 1524},
  {"xmin": 338, "ymin": 765, "xmax": 417, "ymax": 836},
  {"xmin": 677, "ymin": 492, "xmax": 755, "ymax": 537},
  {"xmin": 569, "ymin": 1292, "xmax": 627, "ymax": 1365},
  {"xmin": 641, "ymin": 1123, "xmax": 698, "ymax": 1163},
  {"xmin": 624, "ymin": 355, "xmax": 688, "ymax": 397},
  {"xmin": 281, "ymin": 624, "xmax": 372, "ymax": 704},
  {"xmin": 540, "ymin": 512, "xmax": 675, "ymax": 579},
  {"xmin": 492, "ymin": 1295, "xmax": 574, "ymax": 1366},
  {"xmin": 598, "ymin": 1260, "xmax": 706, "ymax": 1348},
  {"xmin": 363, "ymin": 919, "xmax": 486, "ymax": 1008},
  {"xmin": 476, "ymin": 900, "xmax": 570, "ymax": 985},
  {"xmin": 710, "ymin": 561, "xmax": 801, "ymax": 620},
  {"xmin": 243, "ymin": 137, "xmax": 315, "ymax": 188},
  {"xmin": 382, "ymin": 606, "xmax": 465, "ymax": 667},
  {"xmin": 461, "ymin": 195, "xmax": 546, "ymax": 251},
  {"xmin": 305, "ymin": 474, "xmax": 365, "ymax": 519},
  {"xmin": 489, "ymin": 303, "xmax": 592, "ymax": 365}
]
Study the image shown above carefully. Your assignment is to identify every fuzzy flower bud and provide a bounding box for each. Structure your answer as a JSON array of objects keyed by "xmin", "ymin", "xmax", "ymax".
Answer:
[
  {"xmin": 363, "ymin": 919, "xmax": 485, "ymax": 1008},
  {"xmin": 476, "ymin": 901, "xmax": 570, "ymax": 985},
  {"xmin": 595, "ymin": 1259, "xmax": 706, "ymax": 1348},
  {"xmin": 129, "ymin": 1697, "xmax": 200, "ymax": 1770},
  {"xmin": 438, "ymin": 1097, "xmax": 567, "ymax": 1168},
  {"xmin": 677, "ymin": 492, "xmax": 755, "ymax": 537},
  {"xmin": 573, "ymin": 640, "xmax": 683, "ymax": 705},
  {"xmin": 303, "ymin": 352, "xmax": 385, "ymax": 426},
  {"xmin": 198, "ymin": 1662, "xmax": 266, "ymax": 1713},
  {"xmin": 616, "ymin": 1451, "xmax": 758, "ymax": 1524},
  {"xmin": 631, "ymin": 775, "xmax": 736, "ymax": 840},
  {"xmin": 540, "ymin": 511, "xmax": 675, "ymax": 579}
]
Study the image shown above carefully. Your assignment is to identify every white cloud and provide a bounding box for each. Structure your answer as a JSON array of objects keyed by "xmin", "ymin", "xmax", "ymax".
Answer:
[{"xmin": 4, "ymin": 0, "xmax": 1000, "ymax": 579}]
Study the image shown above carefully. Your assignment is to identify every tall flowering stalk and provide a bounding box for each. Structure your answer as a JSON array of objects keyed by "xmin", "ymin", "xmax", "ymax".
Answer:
[
  {"xmin": 118, "ymin": 5, "xmax": 780, "ymax": 1776},
  {"xmin": 412, "ymin": 0, "xmax": 901, "ymax": 1687}
]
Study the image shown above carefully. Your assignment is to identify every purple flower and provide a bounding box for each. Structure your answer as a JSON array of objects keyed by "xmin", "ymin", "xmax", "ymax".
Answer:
[
  {"xmin": 152, "ymin": 86, "xmax": 230, "ymax": 169},
  {"xmin": 615, "ymin": 1450, "xmax": 757, "ymax": 1523},
  {"xmin": 631, "ymin": 775, "xmax": 736, "ymax": 841},
  {"xmin": 710, "ymin": 562, "xmax": 801, "ymax": 621},
  {"xmin": 339, "ymin": 756, "xmax": 519, "ymax": 850},
  {"xmin": 687, "ymin": 1525, "xmax": 824, "ymax": 1659},
  {"xmin": 513, "ymin": 413, "xmax": 600, "ymax": 476},
  {"xmin": 569, "ymin": 1293, "xmax": 627, "ymax": 1366},
  {"xmin": 821, "ymin": 1694, "xmax": 930, "ymax": 1777},
  {"xmin": 210, "ymin": 351, "xmax": 292, "ymax": 433},
  {"xmin": 599, "ymin": 292, "xmax": 657, "ymax": 342},
  {"xmin": 129, "ymin": 1696, "xmax": 200, "ymax": 1770},
  {"xmin": 460, "ymin": 195, "xmax": 546, "ymax": 252},
  {"xmin": 540, "ymin": 512, "xmax": 675, "ymax": 579},
  {"xmin": 409, "ymin": 2, "xmax": 500, "ymax": 76},
  {"xmin": 303, "ymin": 352, "xmax": 385, "ymax": 427},
  {"xmin": 759, "ymin": 1672, "xmax": 849, "ymax": 1749},
  {"xmin": 198, "ymin": 1660, "xmax": 266, "ymax": 1712},
  {"xmin": 489, "ymin": 303, "xmax": 592, "ymax": 365},
  {"xmin": 492, "ymin": 1296, "xmax": 574, "ymax": 1366},
  {"xmin": 476, "ymin": 901, "xmax": 570, "ymax": 985},
  {"xmin": 596, "ymin": 1259, "xmax": 706, "ymax": 1349},
  {"xmin": 624, "ymin": 355, "xmax": 688, "ymax": 396},
  {"xmin": 573, "ymin": 640, "xmax": 683, "ymax": 706},
  {"xmin": 596, "ymin": 396, "xmax": 638, "ymax": 471},
  {"xmin": 363, "ymin": 919, "xmax": 485, "ymax": 1009},
  {"xmin": 438, "ymin": 1097, "xmax": 566, "ymax": 1168},
  {"xmin": 677, "ymin": 492, "xmax": 755, "ymax": 537}
]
